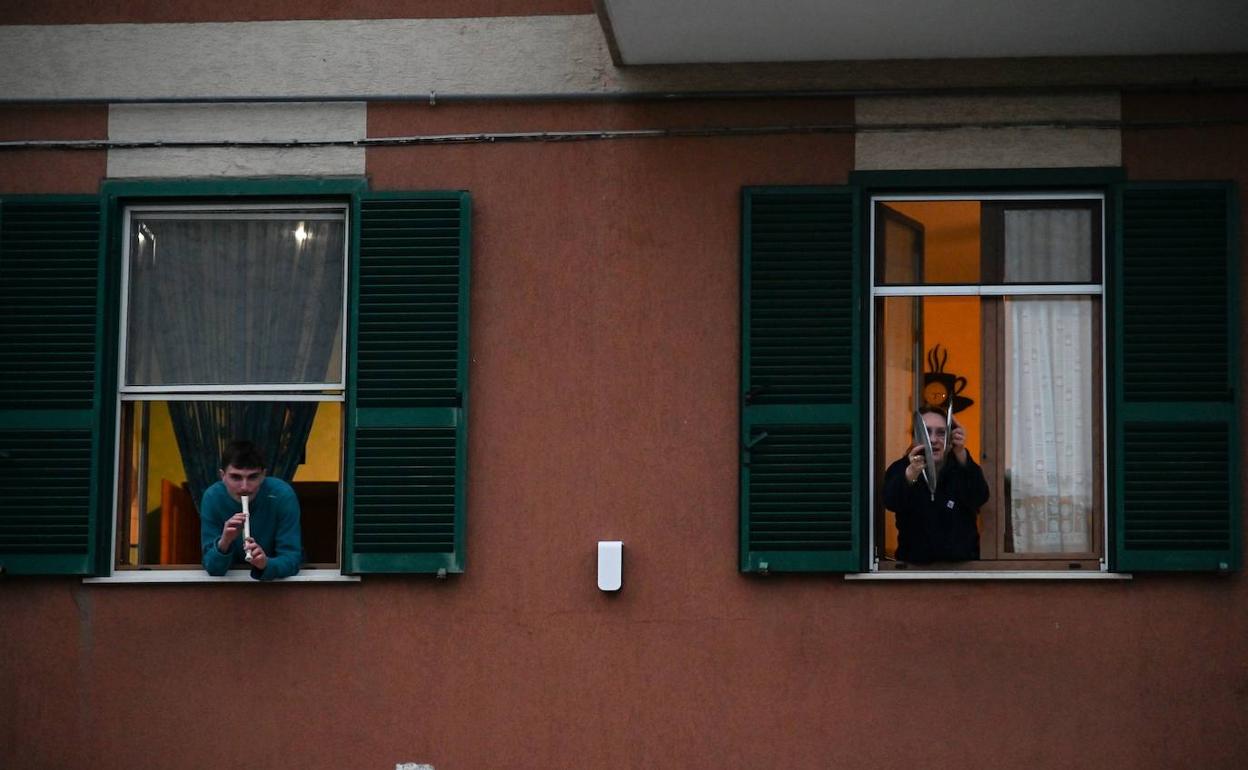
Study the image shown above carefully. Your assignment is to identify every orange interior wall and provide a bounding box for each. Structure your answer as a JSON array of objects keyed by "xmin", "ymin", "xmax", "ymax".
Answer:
[
  {"xmin": 887, "ymin": 200, "xmax": 982, "ymax": 454},
  {"xmin": 879, "ymin": 202, "xmax": 983, "ymax": 555}
]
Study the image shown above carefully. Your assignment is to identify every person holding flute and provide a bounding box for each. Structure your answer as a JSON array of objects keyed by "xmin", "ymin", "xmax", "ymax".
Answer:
[
  {"xmin": 200, "ymin": 440, "xmax": 303, "ymax": 579},
  {"xmin": 882, "ymin": 405, "xmax": 989, "ymax": 564}
]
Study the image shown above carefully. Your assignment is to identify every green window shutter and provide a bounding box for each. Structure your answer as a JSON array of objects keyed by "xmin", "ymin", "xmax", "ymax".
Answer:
[
  {"xmin": 0, "ymin": 197, "xmax": 102, "ymax": 575},
  {"xmin": 1112, "ymin": 182, "xmax": 1241, "ymax": 571},
  {"xmin": 740, "ymin": 187, "xmax": 862, "ymax": 572},
  {"xmin": 345, "ymin": 192, "xmax": 470, "ymax": 574}
]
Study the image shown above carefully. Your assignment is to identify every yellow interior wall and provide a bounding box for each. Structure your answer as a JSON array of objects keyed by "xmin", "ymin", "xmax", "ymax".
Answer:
[
  {"xmin": 294, "ymin": 403, "xmax": 342, "ymax": 482},
  {"xmin": 143, "ymin": 401, "xmax": 341, "ymax": 503},
  {"xmin": 128, "ymin": 401, "xmax": 341, "ymax": 565},
  {"xmin": 880, "ymin": 201, "xmax": 983, "ymax": 557},
  {"xmin": 146, "ymin": 401, "xmax": 186, "ymax": 508}
]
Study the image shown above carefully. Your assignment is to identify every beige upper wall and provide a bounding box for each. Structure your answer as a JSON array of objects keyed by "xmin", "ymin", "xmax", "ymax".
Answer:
[
  {"xmin": 855, "ymin": 93, "xmax": 1122, "ymax": 170},
  {"xmin": 107, "ymin": 102, "xmax": 366, "ymax": 177},
  {"xmin": 0, "ymin": 16, "xmax": 614, "ymax": 100},
  {"xmin": 0, "ymin": 16, "xmax": 1244, "ymax": 102}
]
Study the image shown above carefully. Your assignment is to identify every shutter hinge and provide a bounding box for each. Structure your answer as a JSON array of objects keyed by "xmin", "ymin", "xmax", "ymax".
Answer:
[
  {"xmin": 436, "ymin": 568, "xmax": 448, "ymax": 580},
  {"xmin": 741, "ymin": 431, "xmax": 769, "ymax": 467}
]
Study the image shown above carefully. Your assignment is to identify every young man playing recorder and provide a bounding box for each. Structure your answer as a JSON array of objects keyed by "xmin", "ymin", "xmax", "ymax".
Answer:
[{"xmin": 200, "ymin": 440, "xmax": 303, "ymax": 579}]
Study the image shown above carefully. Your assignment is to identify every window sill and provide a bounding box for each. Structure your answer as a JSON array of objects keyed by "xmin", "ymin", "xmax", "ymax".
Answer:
[
  {"xmin": 846, "ymin": 570, "xmax": 1131, "ymax": 581},
  {"xmin": 83, "ymin": 568, "xmax": 359, "ymax": 584}
]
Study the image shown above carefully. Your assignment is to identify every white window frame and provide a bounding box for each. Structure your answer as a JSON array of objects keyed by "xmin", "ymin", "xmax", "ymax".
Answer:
[
  {"xmin": 866, "ymin": 191, "xmax": 1110, "ymax": 574},
  {"xmin": 118, "ymin": 203, "xmax": 350, "ymax": 396},
  {"xmin": 103, "ymin": 202, "xmax": 352, "ymax": 581}
]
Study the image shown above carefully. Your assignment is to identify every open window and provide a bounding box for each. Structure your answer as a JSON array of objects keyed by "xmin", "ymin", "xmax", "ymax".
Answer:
[
  {"xmin": 114, "ymin": 204, "xmax": 348, "ymax": 571},
  {"xmin": 872, "ymin": 195, "xmax": 1104, "ymax": 570},
  {"xmin": 0, "ymin": 186, "xmax": 470, "ymax": 578},
  {"xmin": 739, "ymin": 178, "xmax": 1237, "ymax": 576}
]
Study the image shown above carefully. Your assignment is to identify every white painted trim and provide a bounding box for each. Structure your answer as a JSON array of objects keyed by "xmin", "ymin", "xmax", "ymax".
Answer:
[
  {"xmin": 868, "ymin": 201, "xmax": 878, "ymax": 565},
  {"xmin": 110, "ymin": 200, "xmax": 351, "ymax": 572},
  {"xmin": 120, "ymin": 386, "xmax": 347, "ymax": 396},
  {"xmin": 120, "ymin": 392, "xmax": 344, "ymax": 401},
  {"xmin": 873, "ymin": 284, "xmax": 1103, "ymax": 296},
  {"xmin": 874, "ymin": 192, "xmax": 1104, "ymax": 202},
  {"xmin": 137, "ymin": 212, "xmax": 345, "ymax": 221},
  {"xmin": 846, "ymin": 571, "xmax": 1130, "ymax": 580},
  {"xmin": 117, "ymin": 201, "xmax": 350, "ymax": 393},
  {"xmin": 85, "ymin": 569, "xmax": 359, "ymax": 584}
]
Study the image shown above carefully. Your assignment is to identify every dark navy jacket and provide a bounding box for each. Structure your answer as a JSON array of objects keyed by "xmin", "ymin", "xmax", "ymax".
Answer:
[{"xmin": 882, "ymin": 452, "xmax": 989, "ymax": 564}]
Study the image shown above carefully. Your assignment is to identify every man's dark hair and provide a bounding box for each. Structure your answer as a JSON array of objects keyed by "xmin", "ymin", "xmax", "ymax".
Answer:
[{"xmin": 220, "ymin": 440, "xmax": 267, "ymax": 471}]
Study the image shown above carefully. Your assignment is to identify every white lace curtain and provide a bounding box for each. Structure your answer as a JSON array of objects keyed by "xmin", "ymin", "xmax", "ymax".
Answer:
[{"xmin": 1004, "ymin": 209, "xmax": 1095, "ymax": 553}]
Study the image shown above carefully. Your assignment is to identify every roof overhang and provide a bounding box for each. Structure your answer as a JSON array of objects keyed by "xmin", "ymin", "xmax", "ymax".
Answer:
[{"xmin": 595, "ymin": 0, "xmax": 1248, "ymax": 66}]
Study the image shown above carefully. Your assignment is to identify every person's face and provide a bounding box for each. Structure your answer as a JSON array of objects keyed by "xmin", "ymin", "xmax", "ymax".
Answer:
[
  {"xmin": 219, "ymin": 464, "xmax": 265, "ymax": 502},
  {"xmin": 922, "ymin": 412, "xmax": 948, "ymax": 463}
]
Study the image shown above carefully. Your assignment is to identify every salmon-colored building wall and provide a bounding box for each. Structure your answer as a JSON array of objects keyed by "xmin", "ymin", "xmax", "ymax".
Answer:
[{"xmin": 2, "ymin": 95, "xmax": 1247, "ymax": 769}]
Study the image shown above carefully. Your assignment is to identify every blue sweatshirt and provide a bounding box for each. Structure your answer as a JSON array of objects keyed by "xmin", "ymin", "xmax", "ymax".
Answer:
[{"xmin": 200, "ymin": 476, "xmax": 302, "ymax": 580}]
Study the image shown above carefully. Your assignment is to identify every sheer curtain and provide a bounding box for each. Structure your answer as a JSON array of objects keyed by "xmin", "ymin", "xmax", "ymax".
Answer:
[
  {"xmin": 125, "ymin": 211, "xmax": 345, "ymax": 506},
  {"xmin": 125, "ymin": 213, "xmax": 344, "ymax": 387},
  {"xmin": 1003, "ymin": 209, "xmax": 1095, "ymax": 554}
]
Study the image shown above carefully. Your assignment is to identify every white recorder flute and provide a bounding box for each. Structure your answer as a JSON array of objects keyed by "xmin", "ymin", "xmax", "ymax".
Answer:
[{"xmin": 242, "ymin": 495, "xmax": 252, "ymax": 562}]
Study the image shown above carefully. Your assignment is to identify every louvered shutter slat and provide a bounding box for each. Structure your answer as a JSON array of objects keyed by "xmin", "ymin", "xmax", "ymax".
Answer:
[
  {"xmin": 1113, "ymin": 183, "xmax": 1240, "ymax": 571},
  {"xmin": 740, "ymin": 188, "xmax": 862, "ymax": 573},
  {"xmin": 0, "ymin": 198, "xmax": 102, "ymax": 575},
  {"xmin": 346, "ymin": 193, "xmax": 470, "ymax": 574}
]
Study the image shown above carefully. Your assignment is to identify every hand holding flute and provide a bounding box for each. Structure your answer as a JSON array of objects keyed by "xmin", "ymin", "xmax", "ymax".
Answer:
[
  {"xmin": 214, "ymin": 495, "xmax": 267, "ymax": 569},
  {"xmin": 242, "ymin": 495, "xmax": 252, "ymax": 562},
  {"xmin": 239, "ymin": 495, "xmax": 270, "ymax": 569}
]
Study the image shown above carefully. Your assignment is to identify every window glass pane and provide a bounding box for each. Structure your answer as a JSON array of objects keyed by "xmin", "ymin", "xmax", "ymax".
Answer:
[
  {"xmin": 881, "ymin": 209, "xmax": 922, "ymax": 283},
  {"xmin": 877, "ymin": 201, "xmax": 981, "ymax": 284},
  {"xmin": 1004, "ymin": 297, "xmax": 1096, "ymax": 554},
  {"xmin": 116, "ymin": 400, "xmax": 341, "ymax": 568},
  {"xmin": 1002, "ymin": 208, "xmax": 1094, "ymax": 283},
  {"xmin": 876, "ymin": 295, "xmax": 982, "ymax": 560},
  {"xmin": 125, "ymin": 210, "xmax": 346, "ymax": 387}
]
